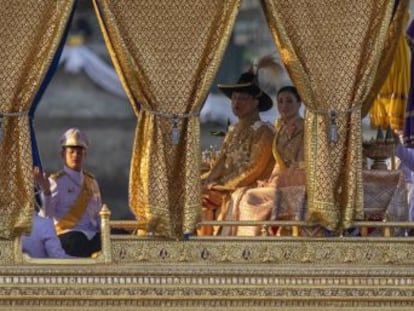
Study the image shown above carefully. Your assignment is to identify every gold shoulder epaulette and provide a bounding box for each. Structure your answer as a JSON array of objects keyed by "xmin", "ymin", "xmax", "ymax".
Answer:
[
  {"xmin": 50, "ymin": 171, "xmax": 66, "ymax": 180},
  {"xmin": 84, "ymin": 171, "xmax": 95, "ymax": 179}
]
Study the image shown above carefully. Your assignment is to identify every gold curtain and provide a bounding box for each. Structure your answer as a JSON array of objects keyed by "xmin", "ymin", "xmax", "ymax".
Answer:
[
  {"xmin": 262, "ymin": 0, "xmax": 393, "ymax": 231},
  {"xmin": 93, "ymin": 0, "xmax": 240, "ymax": 238},
  {"xmin": 362, "ymin": 0, "xmax": 410, "ymax": 118},
  {"xmin": 0, "ymin": 0, "xmax": 75, "ymax": 239}
]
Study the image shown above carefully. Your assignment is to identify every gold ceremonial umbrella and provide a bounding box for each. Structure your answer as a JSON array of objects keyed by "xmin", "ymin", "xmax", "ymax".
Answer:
[{"xmin": 369, "ymin": 30, "xmax": 410, "ymax": 131}]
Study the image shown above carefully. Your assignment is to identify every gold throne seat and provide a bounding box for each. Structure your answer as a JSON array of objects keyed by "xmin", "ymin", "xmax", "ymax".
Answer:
[
  {"xmin": 271, "ymin": 169, "xmax": 408, "ymax": 236},
  {"xmin": 362, "ymin": 169, "xmax": 408, "ymax": 222}
]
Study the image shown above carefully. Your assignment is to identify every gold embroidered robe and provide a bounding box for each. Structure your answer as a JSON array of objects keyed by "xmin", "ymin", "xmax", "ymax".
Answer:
[{"xmin": 200, "ymin": 116, "xmax": 275, "ymax": 235}]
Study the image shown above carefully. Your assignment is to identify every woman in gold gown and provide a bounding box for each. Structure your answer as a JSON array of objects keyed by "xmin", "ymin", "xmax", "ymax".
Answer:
[{"xmin": 222, "ymin": 86, "xmax": 305, "ymax": 236}]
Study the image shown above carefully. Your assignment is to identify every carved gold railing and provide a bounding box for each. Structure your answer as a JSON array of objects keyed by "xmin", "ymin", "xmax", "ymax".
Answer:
[
  {"xmin": 109, "ymin": 218, "xmax": 414, "ymax": 239},
  {"xmin": 196, "ymin": 220, "xmax": 414, "ymax": 238},
  {"xmin": 13, "ymin": 205, "xmax": 414, "ymax": 265},
  {"xmin": 4, "ymin": 205, "xmax": 414, "ymax": 310},
  {"xmin": 14, "ymin": 204, "xmax": 113, "ymax": 265}
]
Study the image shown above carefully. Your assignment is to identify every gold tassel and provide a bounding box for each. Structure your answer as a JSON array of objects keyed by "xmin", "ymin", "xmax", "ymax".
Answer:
[{"xmin": 329, "ymin": 111, "xmax": 338, "ymax": 143}]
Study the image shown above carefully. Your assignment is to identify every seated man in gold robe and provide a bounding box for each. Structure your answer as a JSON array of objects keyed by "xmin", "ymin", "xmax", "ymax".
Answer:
[
  {"xmin": 200, "ymin": 71, "xmax": 275, "ymax": 235},
  {"xmin": 222, "ymin": 86, "xmax": 305, "ymax": 236}
]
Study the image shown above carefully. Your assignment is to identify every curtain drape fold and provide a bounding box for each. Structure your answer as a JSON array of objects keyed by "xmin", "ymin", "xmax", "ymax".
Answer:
[
  {"xmin": 93, "ymin": 0, "xmax": 240, "ymax": 238},
  {"xmin": 262, "ymin": 0, "xmax": 394, "ymax": 231},
  {"xmin": 0, "ymin": 0, "xmax": 76, "ymax": 238}
]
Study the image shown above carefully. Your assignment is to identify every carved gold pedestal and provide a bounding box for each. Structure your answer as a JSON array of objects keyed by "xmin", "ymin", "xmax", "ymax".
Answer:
[
  {"xmin": 1, "ymin": 208, "xmax": 413, "ymax": 310},
  {"xmin": 1, "ymin": 236, "xmax": 414, "ymax": 310}
]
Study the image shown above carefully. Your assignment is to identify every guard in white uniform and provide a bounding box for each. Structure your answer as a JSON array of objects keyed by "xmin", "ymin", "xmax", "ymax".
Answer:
[
  {"xmin": 22, "ymin": 212, "xmax": 72, "ymax": 258},
  {"xmin": 34, "ymin": 128, "xmax": 102, "ymax": 257}
]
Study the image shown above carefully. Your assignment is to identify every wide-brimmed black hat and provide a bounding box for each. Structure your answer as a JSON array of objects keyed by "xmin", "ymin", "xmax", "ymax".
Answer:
[{"xmin": 218, "ymin": 71, "xmax": 273, "ymax": 112}]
